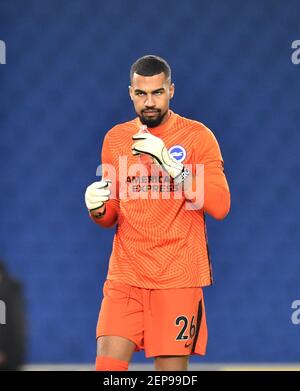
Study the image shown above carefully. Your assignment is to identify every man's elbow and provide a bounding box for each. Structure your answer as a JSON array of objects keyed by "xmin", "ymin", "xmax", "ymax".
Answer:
[
  {"xmin": 211, "ymin": 205, "xmax": 230, "ymax": 220},
  {"xmin": 206, "ymin": 192, "xmax": 231, "ymax": 220}
]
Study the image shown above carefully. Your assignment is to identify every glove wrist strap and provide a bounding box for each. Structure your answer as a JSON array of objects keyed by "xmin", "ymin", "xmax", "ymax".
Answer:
[
  {"xmin": 174, "ymin": 166, "xmax": 191, "ymax": 184},
  {"xmin": 89, "ymin": 205, "xmax": 106, "ymax": 218}
]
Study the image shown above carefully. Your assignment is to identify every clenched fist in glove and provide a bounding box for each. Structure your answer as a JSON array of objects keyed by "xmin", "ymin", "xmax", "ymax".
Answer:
[
  {"xmin": 132, "ymin": 132, "xmax": 190, "ymax": 183},
  {"xmin": 84, "ymin": 180, "xmax": 112, "ymax": 214}
]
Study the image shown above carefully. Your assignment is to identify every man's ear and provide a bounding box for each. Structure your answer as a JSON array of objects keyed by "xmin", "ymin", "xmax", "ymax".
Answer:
[
  {"xmin": 129, "ymin": 85, "xmax": 133, "ymax": 100},
  {"xmin": 170, "ymin": 83, "xmax": 175, "ymax": 99}
]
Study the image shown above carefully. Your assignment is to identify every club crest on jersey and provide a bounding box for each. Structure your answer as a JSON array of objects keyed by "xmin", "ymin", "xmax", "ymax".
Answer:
[{"xmin": 168, "ymin": 145, "xmax": 187, "ymax": 163}]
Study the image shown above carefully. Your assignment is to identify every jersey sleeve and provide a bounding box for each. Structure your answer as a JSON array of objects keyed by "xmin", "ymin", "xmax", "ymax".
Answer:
[
  {"xmin": 190, "ymin": 125, "xmax": 230, "ymax": 220},
  {"xmin": 89, "ymin": 132, "xmax": 120, "ymax": 228}
]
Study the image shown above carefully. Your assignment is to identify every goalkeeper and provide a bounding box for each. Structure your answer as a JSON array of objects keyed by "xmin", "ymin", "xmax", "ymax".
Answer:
[{"xmin": 85, "ymin": 55, "xmax": 230, "ymax": 371}]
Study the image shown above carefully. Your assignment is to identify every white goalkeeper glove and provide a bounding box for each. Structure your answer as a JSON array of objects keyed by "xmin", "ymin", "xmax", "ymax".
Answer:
[
  {"xmin": 84, "ymin": 180, "xmax": 111, "ymax": 211},
  {"xmin": 132, "ymin": 132, "xmax": 189, "ymax": 182}
]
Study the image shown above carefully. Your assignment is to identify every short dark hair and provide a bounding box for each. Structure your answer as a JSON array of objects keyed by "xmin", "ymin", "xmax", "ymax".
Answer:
[{"xmin": 130, "ymin": 55, "xmax": 171, "ymax": 82}]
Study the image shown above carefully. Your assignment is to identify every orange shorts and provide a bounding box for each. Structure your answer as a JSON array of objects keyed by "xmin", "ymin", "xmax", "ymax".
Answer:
[{"xmin": 96, "ymin": 279, "xmax": 208, "ymax": 358}]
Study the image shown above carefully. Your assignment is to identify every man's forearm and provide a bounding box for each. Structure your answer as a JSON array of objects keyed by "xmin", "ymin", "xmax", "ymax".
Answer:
[{"xmin": 182, "ymin": 171, "xmax": 230, "ymax": 220}]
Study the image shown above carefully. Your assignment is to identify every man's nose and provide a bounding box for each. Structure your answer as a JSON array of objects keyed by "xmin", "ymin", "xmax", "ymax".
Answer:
[{"xmin": 145, "ymin": 94, "xmax": 155, "ymax": 106}]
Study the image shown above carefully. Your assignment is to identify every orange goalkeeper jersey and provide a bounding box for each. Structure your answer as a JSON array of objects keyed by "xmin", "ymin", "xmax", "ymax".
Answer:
[{"xmin": 91, "ymin": 110, "xmax": 230, "ymax": 289}]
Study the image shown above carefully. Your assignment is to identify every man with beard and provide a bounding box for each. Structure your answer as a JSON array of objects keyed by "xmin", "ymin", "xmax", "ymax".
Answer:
[{"xmin": 85, "ymin": 55, "xmax": 230, "ymax": 371}]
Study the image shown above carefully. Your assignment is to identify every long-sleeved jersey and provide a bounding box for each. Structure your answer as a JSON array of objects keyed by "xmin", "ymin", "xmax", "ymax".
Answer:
[{"xmin": 90, "ymin": 110, "xmax": 230, "ymax": 288}]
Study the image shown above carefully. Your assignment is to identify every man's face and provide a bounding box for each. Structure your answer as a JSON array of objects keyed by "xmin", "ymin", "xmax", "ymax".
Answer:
[{"xmin": 129, "ymin": 72, "xmax": 175, "ymax": 128}]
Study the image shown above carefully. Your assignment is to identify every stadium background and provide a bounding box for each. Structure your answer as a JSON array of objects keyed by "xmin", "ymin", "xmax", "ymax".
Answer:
[{"xmin": 1, "ymin": 0, "xmax": 300, "ymax": 368}]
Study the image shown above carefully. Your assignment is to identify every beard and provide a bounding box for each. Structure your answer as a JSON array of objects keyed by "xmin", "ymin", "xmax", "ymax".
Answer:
[{"xmin": 138, "ymin": 109, "xmax": 168, "ymax": 128}]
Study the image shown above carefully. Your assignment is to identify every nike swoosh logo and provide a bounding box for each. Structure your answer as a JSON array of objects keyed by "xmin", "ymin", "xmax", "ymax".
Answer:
[{"xmin": 184, "ymin": 341, "xmax": 192, "ymax": 348}]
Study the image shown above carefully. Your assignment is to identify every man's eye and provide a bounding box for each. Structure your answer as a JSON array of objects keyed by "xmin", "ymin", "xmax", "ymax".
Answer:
[
  {"xmin": 136, "ymin": 92, "xmax": 145, "ymax": 96},
  {"xmin": 154, "ymin": 91, "xmax": 163, "ymax": 95}
]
